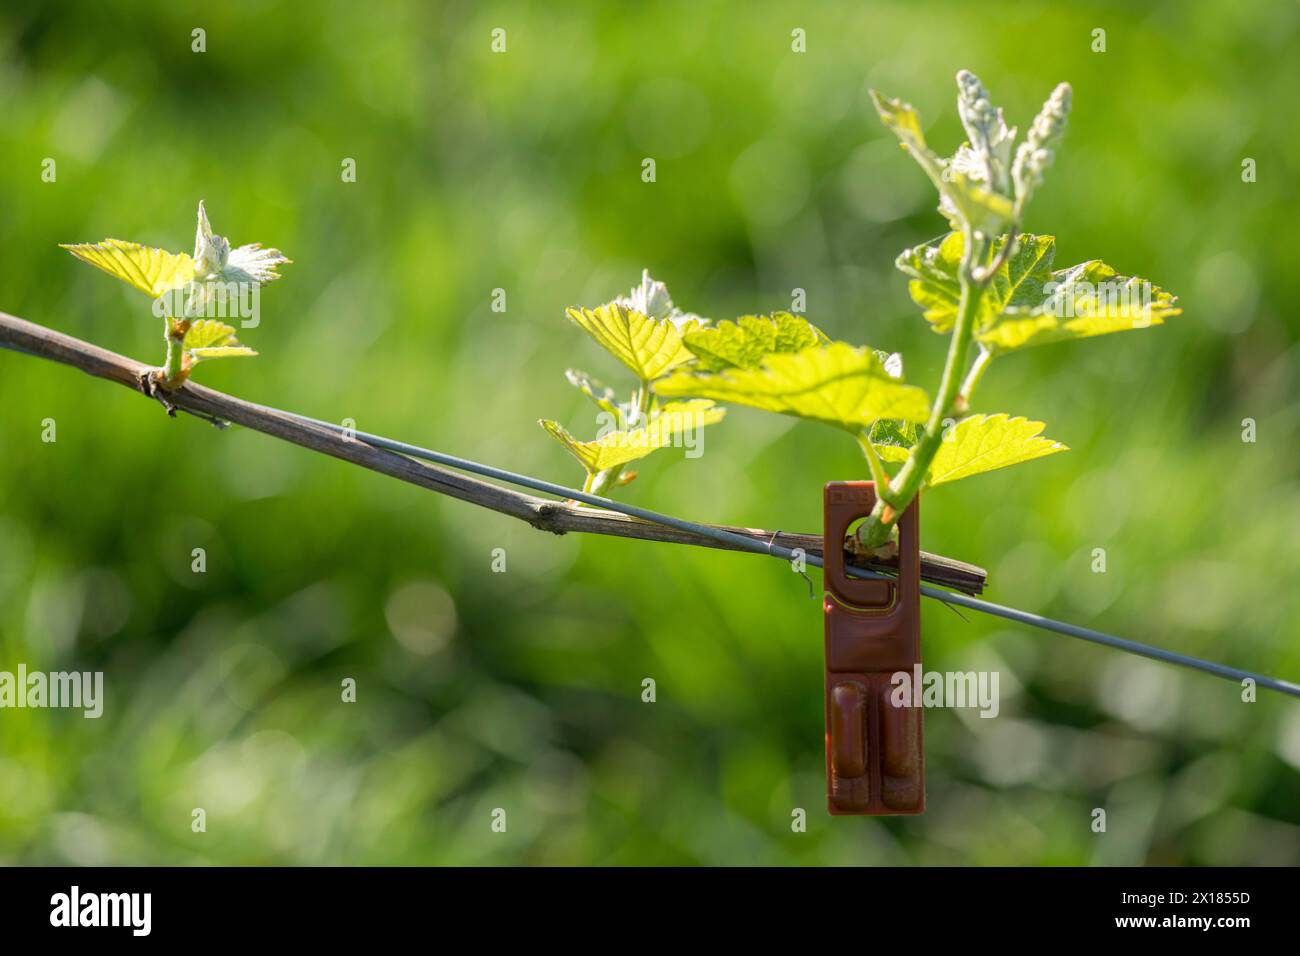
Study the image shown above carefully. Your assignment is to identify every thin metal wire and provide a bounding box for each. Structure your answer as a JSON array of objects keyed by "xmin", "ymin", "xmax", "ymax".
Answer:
[
  {"xmin": 293, "ymin": 413, "xmax": 1300, "ymax": 701},
  {"xmin": 925, "ymin": 588, "xmax": 1300, "ymax": 698}
]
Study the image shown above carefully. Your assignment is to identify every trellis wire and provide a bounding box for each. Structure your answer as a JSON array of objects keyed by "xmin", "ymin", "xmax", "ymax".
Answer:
[{"xmin": 290, "ymin": 413, "xmax": 1300, "ymax": 701}]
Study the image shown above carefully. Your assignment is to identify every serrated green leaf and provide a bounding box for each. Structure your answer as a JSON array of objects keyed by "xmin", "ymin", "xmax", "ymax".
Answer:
[
  {"xmin": 870, "ymin": 90, "xmax": 928, "ymax": 148},
  {"xmin": 683, "ymin": 312, "xmax": 827, "ymax": 371},
  {"xmin": 60, "ymin": 239, "xmax": 195, "ymax": 297},
  {"xmin": 895, "ymin": 231, "xmax": 966, "ymax": 331},
  {"xmin": 539, "ymin": 400, "xmax": 725, "ymax": 473},
  {"xmin": 182, "ymin": 319, "xmax": 256, "ymax": 362},
  {"xmin": 896, "ymin": 231, "xmax": 1056, "ymax": 333},
  {"xmin": 188, "ymin": 345, "xmax": 258, "ymax": 362},
  {"xmin": 565, "ymin": 368, "xmax": 619, "ymax": 415},
  {"xmin": 868, "ymin": 418, "xmax": 921, "ymax": 463},
  {"xmin": 873, "ymin": 444, "xmax": 912, "ymax": 465},
  {"xmin": 978, "ymin": 259, "xmax": 1183, "ymax": 352},
  {"xmin": 926, "ymin": 414, "xmax": 1067, "ymax": 486},
  {"xmin": 869, "ymin": 90, "xmax": 949, "ymax": 195},
  {"xmin": 566, "ymin": 303, "xmax": 699, "ymax": 381},
  {"xmin": 182, "ymin": 319, "xmax": 239, "ymax": 350},
  {"xmin": 984, "ymin": 234, "xmax": 1058, "ymax": 314},
  {"xmin": 896, "ymin": 232, "xmax": 1180, "ymax": 352},
  {"xmin": 656, "ymin": 342, "xmax": 930, "ymax": 431},
  {"xmin": 869, "ymin": 90, "xmax": 1012, "ymax": 234}
]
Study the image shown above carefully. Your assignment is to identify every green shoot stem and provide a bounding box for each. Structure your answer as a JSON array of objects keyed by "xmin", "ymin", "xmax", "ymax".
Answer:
[
  {"xmin": 858, "ymin": 229, "xmax": 989, "ymax": 548},
  {"xmin": 158, "ymin": 283, "xmax": 205, "ymax": 390},
  {"xmin": 634, "ymin": 377, "xmax": 653, "ymax": 424},
  {"xmin": 161, "ymin": 319, "xmax": 186, "ymax": 387},
  {"xmin": 585, "ymin": 377, "xmax": 654, "ymax": 501},
  {"xmin": 857, "ymin": 430, "xmax": 890, "ymax": 492}
]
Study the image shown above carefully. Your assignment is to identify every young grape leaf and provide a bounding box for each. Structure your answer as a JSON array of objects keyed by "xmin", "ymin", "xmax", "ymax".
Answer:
[
  {"xmin": 188, "ymin": 345, "xmax": 258, "ymax": 362},
  {"xmin": 895, "ymin": 231, "xmax": 965, "ymax": 331},
  {"xmin": 982, "ymin": 233, "xmax": 1057, "ymax": 316},
  {"xmin": 194, "ymin": 200, "xmax": 291, "ymax": 286},
  {"xmin": 539, "ymin": 400, "xmax": 725, "ymax": 474},
  {"xmin": 896, "ymin": 232, "xmax": 1180, "ymax": 352},
  {"xmin": 655, "ymin": 341, "xmax": 931, "ymax": 430},
  {"xmin": 566, "ymin": 303, "xmax": 700, "ymax": 381},
  {"xmin": 682, "ymin": 312, "xmax": 828, "ymax": 371},
  {"xmin": 895, "ymin": 232, "xmax": 1055, "ymax": 333},
  {"xmin": 182, "ymin": 319, "xmax": 257, "ymax": 362},
  {"xmin": 565, "ymin": 368, "xmax": 619, "ymax": 416},
  {"xmin": 60, "ymin": 239, "xmax": 195, "ymax": 298},
  {"xmin": 182, "ymin": 319, "xmax": 239, "ymax": 350},
  {"xmin": 868, "ymin": 418, "xmax": 921, "ymax": 464},
  {"xmin": 926, "ymin": 414, "xmax": 1066, "ymax": 486},
  {"xmin": 978, "ymin": 259, "xmax": 1182, "ymax": 353},
  {"xmin": 873, "ymin": 444, "xmax": 912, "ymax": 465},
  {"xmin": 869, "ymin": 91, "xmax": 1013, "ymax": 235}
]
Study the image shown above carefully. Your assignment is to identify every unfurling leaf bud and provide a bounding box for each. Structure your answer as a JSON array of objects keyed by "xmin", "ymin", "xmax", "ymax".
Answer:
[{"xmin": 193, "ymin": 200, "xmax": 230, "ymax": 279}]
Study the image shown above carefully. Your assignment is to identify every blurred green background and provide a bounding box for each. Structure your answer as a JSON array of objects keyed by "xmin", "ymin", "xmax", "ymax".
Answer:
[{"xmin": 2, "ymin": 0, "xmax": 1298, "ymax": 865}]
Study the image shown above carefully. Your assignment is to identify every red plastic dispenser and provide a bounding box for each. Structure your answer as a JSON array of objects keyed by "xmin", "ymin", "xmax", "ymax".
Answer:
[{"xmin": 823, "ymin": 482, "xmax": 924, "ymax": 815}]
